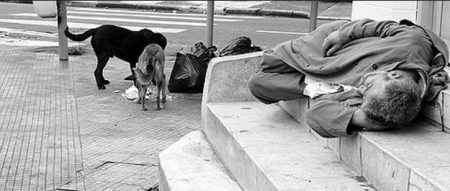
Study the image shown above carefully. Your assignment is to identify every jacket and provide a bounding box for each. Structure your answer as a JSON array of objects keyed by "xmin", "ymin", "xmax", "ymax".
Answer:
[
  {"xmin": 273, "ymin": 19, "xmax": 448, "ymax": 102},
  {"xmin": 274, "ymin": 19, "xmax": 449, "ymax": 137}
]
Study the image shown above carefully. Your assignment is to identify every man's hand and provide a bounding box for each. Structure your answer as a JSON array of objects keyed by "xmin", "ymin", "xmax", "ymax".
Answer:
[
  {"xmin": 430, "ymin": 71, "xmax": 450, "ymax": 85},
  {"xmin": 351, "ymin": 109, "xmax": 391, "ymax": 131},
  {"xmin": 322, "ymin": 31, "xmax": 345, "ymax": 57}
]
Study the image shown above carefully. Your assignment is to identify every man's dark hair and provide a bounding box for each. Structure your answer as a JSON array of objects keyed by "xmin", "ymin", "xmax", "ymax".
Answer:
[
  {"xmin": 362, "ymin": 79, "xmax": 422, "ymax": 127},
  {"xmin": 399, "ymin": 19, "xmax": 416, "ymax": 26}
]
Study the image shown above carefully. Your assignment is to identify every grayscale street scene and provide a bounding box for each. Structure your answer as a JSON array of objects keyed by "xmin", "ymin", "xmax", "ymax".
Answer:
[{"xmin": 0, "ymin": 1, "xmax": 449, "ymax": 191}]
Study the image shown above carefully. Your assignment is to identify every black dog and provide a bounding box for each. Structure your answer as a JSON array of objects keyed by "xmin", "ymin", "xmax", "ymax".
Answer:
[{"xmin": 65, "ymin": 25, "xmax": 167, "ymax": 89}]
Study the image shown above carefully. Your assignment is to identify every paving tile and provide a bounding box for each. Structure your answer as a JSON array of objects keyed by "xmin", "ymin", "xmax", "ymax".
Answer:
[
  {"xmin": 0, "ymin": 51, "xmax": 84, "ymax": 190},
  {"xmin": 70, "ymin": 56, "xmax": 202, "ymax": 190},
  {"xmin": 0, "ymin": 49, "xmax": 202, "ymax": 190}
]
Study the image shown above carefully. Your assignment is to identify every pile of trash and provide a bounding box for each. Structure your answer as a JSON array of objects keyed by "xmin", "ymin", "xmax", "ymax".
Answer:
[
  {"xmin": 218, "ymin": 36, "xmax": 262, "ymax": 57},
  {"xmin": 118, "ymin": 36, "xmax": 262, "ymax": 99},
  {"xmin": 168, "ymin": 36, "xmax": 262, "ymax": 93}
]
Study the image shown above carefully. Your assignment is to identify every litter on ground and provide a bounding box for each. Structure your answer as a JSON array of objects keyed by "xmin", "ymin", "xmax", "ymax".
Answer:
[{"xmin": 121, "ymin": 85, "xmax": 172, "ymax": 101}]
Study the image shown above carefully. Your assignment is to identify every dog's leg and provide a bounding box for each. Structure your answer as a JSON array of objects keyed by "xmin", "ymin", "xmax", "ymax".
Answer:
[
  {"xmin": 155, "ymin": 84, "xmax": 161, "ymax": 110},
  {"xmin": 134, "ymin": 81, "xmax": 141, "ymax": 104},
  {"xmin": 95, "ymin": 55, "xmax": 110, "ymax": 89},
  {"xmin": 161, "ymin": 74, "xmax": 167, "ymax": 104},
  {"xmin": 134, "ymin": 86, "xmax": 142, "ymax": 104},
  {"xmin": 141, "ymin": 85, "xmax": 148, "ymax": 111},
  {"xmin": 124, "ymin": 63, "xmax": 136, "ymax": 81}
]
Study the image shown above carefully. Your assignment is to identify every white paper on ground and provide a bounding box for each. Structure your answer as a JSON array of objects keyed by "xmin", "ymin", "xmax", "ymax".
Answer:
[{"xmin": 121, "ymin": 85, "xmax": 172, "ymax": 101}]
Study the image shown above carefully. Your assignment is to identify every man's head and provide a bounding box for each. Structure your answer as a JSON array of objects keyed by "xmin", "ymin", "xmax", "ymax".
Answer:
[{"xmin": 359, "ymin": 70, "xmax": 422, "ymax": 129}]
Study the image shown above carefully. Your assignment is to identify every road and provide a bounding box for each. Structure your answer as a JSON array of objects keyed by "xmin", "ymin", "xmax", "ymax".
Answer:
[{"xmin": 0, "ymin": 2, "xmax": 333, "ymax": 50}]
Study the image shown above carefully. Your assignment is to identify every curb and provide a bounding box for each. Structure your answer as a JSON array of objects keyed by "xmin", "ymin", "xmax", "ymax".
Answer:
[
  {"xmin": 68, "ymin": 2, "xmax": 204, "ymax": 13},
  {"xmin": 67, "ymin": 2, "xmax": 349, "ymax": 20},
  {"xmin": 223, "ymin": 8, "xmax": 309, "ymax": 18}
]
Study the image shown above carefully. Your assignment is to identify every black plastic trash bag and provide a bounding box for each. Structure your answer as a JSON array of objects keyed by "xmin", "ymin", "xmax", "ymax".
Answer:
[
  {"xmin": 193, "ymin": 41, "xmax": 209, "ymax": 57},
  {"xmin": 192, "ymin": 41, "xmax": 217, "ymax": 65},
  {"xmin": 218, "ymin": 36, "xmax": 262, "ymax": 57},
  {"xmin": 168, "ymin": 52, "xmax": 207, "ymax": 93},
  {"xmin": 168, "ymin": 41, "xmax": 217, "ymax": 93}
]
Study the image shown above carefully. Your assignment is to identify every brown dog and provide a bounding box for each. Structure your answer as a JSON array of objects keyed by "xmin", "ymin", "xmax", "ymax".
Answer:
[{"xmin": 133, "ymin": 44, "xmax": 167, "ymax": 111}]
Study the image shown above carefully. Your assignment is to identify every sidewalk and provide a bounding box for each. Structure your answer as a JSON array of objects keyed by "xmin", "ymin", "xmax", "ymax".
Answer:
[
  {"xmin": 0, "ymin": 51, "xmax": 85, "ymax": 190},
  {"xmin": 0, "ymin": 46, "xmax": 201, "ymax": 190},
  {"xmin": 68, "ymin": 1, "xmax": 352, "ymax": 20}
]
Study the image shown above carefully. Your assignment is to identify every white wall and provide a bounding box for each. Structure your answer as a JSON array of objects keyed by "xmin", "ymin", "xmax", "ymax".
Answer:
[{"xmin": 352, "ymin": 1, "xmax": 418, "ymax": 22}]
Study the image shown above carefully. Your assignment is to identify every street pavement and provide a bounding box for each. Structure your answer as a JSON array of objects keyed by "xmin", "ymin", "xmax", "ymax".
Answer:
[
  {"xmin": 0, "ymin": 1, "xmax": 352, "ymax": 190},
  {"xmin": 69, "ymin": 1, "xmax": 352, "ymax": 20}
]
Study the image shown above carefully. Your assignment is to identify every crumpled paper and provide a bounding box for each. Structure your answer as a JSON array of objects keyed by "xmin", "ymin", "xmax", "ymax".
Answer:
[
  {"xmin": 121, "ymin": 85, "xmax": 172, "ymax": 101},
  {"xmin": 121, "ymin": 85, "xmax": 147, "ymax": 100}
]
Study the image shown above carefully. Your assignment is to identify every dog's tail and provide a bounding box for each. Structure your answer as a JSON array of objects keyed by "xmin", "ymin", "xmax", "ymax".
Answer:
[
  {"xmin": 134, "ymin": 67, "xmax": 154, "ymax": 85},
  {"xmin": 64, "ymin": 26, "xmax": 97, "ymax": 41}
]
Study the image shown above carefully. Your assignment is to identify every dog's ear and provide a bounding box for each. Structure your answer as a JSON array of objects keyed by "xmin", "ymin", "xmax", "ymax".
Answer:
[
  {"xmin": 139, "ymin": 29, "xmax": 154, "ymax": 35},
  {"xmin": 140, "ymin": 28, "xmax": 153, "ymax": 32},
  {"xmin": 150, "ymin": 33, "xmax": 167, "ymax": 50},
  {"xmin": 159, "ymin": 34, "xmax": 168, "ymax": 49},
  {"xmin": 399, "ymin": 19, "xmax": 415, "ymax": 26}
]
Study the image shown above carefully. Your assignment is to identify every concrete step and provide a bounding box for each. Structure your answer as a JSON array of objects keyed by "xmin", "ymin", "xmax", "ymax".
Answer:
[
  {"xmin": 422, "ymin": 87, "xmax": 450, "ymax": 132},
  {"xmin": 203, "ymin": 102, "xmax": 375, "ymax": 191},
  {"xmin": 279, "ymin": 99, "xmax": 450, "ymax": 191},
  {"xmin": 158, "ymin": 131, "xmax": 242, "ymax": 191},
  {"xmin": 200, "ymin": 50, "xmax": 450, "ymax": 191}
]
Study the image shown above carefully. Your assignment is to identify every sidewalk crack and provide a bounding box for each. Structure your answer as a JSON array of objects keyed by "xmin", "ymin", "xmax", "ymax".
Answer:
[{"xmin": 94, "ymin": 161, "xmax": 158, "ymax": 170}]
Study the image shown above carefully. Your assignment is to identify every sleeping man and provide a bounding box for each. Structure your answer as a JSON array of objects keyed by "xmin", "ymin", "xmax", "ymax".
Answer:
[{"xmin": 248, "ymin": 19, "xmax": 449, "ymax": 138}]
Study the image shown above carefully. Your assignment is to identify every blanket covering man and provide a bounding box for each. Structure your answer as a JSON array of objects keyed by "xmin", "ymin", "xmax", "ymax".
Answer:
[{"xmin": 248, "ymin": 19, "xmax": 449, "ymax": 138}]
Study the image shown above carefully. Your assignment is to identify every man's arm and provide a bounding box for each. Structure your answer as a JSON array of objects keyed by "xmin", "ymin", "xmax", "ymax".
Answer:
[
  {"xmin": 338, "ymin": 18, "xmax": 399, "ymax": 40},
  {"xmin": 305, "ymin": 88, "xmax": 393, "ymax": 138},
  {"xmin": 350, "ymin": 108, "xmax": 391, "ymax": 131},
  {"xmin": 305, "ymin": 89, "xmax": 362, "ymax": 138},
  {"xmin": 306, "ymin": 99, "xmax": 392, "ymax": 138},
  {"xmin": 306, "ymin": 99, "xmax": 361, "ymax": 138},
  {"xmin": 323, "ymin": 19, "xmax": 409, "ymax": 56}
]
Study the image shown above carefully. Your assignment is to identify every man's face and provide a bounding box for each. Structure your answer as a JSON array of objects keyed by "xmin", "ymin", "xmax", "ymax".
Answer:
[
  {"xmin": 358, "ymin": 70, "xmax": 415, "ymax": 98},
  {"xmin": 358, "ymin": 70, "xmax": 417, "ymax": 130}
]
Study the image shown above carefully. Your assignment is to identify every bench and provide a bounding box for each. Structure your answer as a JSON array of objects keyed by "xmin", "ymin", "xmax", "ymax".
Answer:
[{"xmin": 159, "ymin": 52, "xmax": 450, "ymax": 191}]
